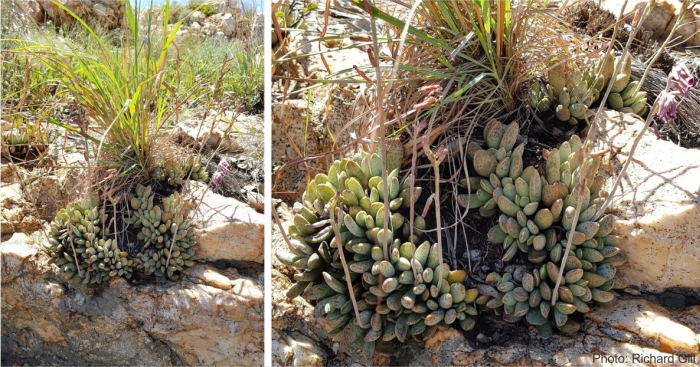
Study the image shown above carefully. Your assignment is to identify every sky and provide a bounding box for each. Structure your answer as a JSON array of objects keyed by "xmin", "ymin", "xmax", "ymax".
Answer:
[{"xmin": 128, "ymin": 0, "xmax": 263, "ymax": 13}]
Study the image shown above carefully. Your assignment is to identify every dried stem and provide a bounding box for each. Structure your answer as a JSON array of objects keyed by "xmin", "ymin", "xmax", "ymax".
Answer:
[
  {"xmin": 424, "ymin": 139, "xmax": 444, "ymax": 266},
  {"xmin": 593, "ymin": 0, "xmax": 691, "ymax": 221},
  {"xmin": 331, "ymin": 205, "xmax": 363, "ymax": 327}
]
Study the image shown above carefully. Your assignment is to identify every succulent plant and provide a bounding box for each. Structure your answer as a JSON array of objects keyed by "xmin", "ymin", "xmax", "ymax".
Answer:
[
  {"xmin": 1, "ymin": 129, "xmax": 47, "ymax": 156},
  {"xmin": 155, "ymin": 156, "xmax": 209, "ymax": 186},
  {"xmin": 277, "ymin": 148, "xmax": 480, "ymax": 358},
  {"xmin": 460, "ymin": 119, "xmax": 623, "ymax": 337},
  {"xmin": 47, "ymin": 198, "xmax": 135, "ymax": 284},
  {"xmin": 529, "ymin": 81, "xmax": 552, "ymax": 113},
  {"xmin": 46, "ymin": 183, "xmax": 197, "ymax": 284},
  {"xmin": 129, "ymin": 184, "xmax": 196, "ymax": 279},
  {"xmin": 461, "ymin": 119, "xmax": 523, "ymax": 219},
  {"xmin": 530, "ymin": 63, "xmax": 600, "ymax": 124},
  {"xmin": 598, "ymin": 53, "xmax": 648, "ymax": 117}
]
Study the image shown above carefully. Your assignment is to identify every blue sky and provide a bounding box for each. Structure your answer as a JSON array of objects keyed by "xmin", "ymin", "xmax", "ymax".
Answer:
[{"xmin": 129, "ymin": 0, "xmax": 263, "ymax": 12}]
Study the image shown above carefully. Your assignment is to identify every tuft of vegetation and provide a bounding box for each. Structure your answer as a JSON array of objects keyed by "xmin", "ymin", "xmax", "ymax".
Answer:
[
  {"xmin": 2, "ymin": 0, "xmax": 263, "ymax": 285},
  {"xmin": 47, "ymin": 197, "xmax": 136, "ymax": 284},
  {"xmin": 273, "ymin": 0, "xmax": 697, "ymax": 359},
  {"xmin": 129, "ymin": 185, "xmax": 196, "ymax": 279},
  {"xmin": 276, "ymin": 145, "xmax": 480, "ymax": 358},
  {"xmin": 459, "ymin": 119, "xmax": 622, "ymax": 336},
  {"xmin": 188, "ymin": 0, "xmax": 218, "ymax": 17}
]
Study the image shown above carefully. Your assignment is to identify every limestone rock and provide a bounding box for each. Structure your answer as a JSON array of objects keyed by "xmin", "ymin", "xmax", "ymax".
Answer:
[
  {"xmin": 1, "ymin": 233, "xmax": 39, "ymax": 284},
  {"xmin": 0, "ymin": 183, "xmax": 42, "ymax": 236},
  {"xmin": 252, "ymin": 13, "xmax": 264, "ymax": 44},
  {"xmin": 587, "ymin": 298, "xmax": 699, "ymax": 355},
  {"xmin": 173, "ymin": 118, "xmax": 242, "ymax": 153},
  {"xmin": 271, "ymin": 85, "xmax": 358, "ymax": 200},
  {"xmin": 25, "ymin": 175, "xmax": 72, "ymax": 221},
  {"xmin": 183, "ymin": 264, "xmax": 233, "ymax": 290},
  {"xmin": 1, "ymin": 232, "xmax": 263, "ymax": 365},
  {"xmin": 398, "ymin": 296, "xmax": 700, "ymax": 366},
  {"xmin": 215, "ymin": 0, "xmax": 239, "ymax": 15},
  {"xmin": 186, "ymin": 182, "xmax": 264, "ymax": 263},
  {"xmin": 220, "ymin": 13, "xmax": 235, "ymax": 37},
  {"xmin": 597, "ymin": 111, "xmax": 700, "ymax": 293},
  {"xmin": 0, "ymin": 164, "xmax": 28, "ymax": 184},
  {"xmin": 24, "ymin": 1, "xmax": 45, "ymax": 23},
  {"xmin": 190, "ymin": 10, "xmax": 205, "ymax": 25},
  {"xmin": 601, "ymin": 0, "xmax": 700, "ymax": 46},
  {"xmin": 272, "ymin": 329, "xmax": 327, "ymax": 367},
  {"xmin": 32, "ymin": 0, "xmax": 124, "ymax": 29}
]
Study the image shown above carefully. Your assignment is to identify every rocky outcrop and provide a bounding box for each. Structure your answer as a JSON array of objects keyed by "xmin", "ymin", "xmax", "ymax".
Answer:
[
  {"xmin": 9, "ymin": 0, "xmax": 258, "ymax": 42},
  {"xmin": 597, "ymin": 110, "xmax": 700, "ymax": 293},
  {"xmin": 414, "ymin": 297, "xmax": 699, "ymax": 366},
  {"xmin": 602, "ymin": 0, "xmax": 700, "ymax": 46},
  {"xmin": 271, "ymin": 85, "xmax": 360, "ymax": 200},
  {"xmin": 174, "ymin": 3, "xmax": 261, "ymax": 41},
  {"xmin": 1, "ymin": 156, "xmax": 264, "ymax": 365},
  {"xmin": 0, "ymin": 183, "xmax": 42, "ymax": 236},
  {"xmin": 17, "ymin": 0, "xmax": 125, "ymax": 29},
  {"xmin": 1, "ymin": 230, "xmax": 264, "ymax": 366},
  {"xmin": 186, "ymin": 181, "xmax": 265, "ymax": 264}
]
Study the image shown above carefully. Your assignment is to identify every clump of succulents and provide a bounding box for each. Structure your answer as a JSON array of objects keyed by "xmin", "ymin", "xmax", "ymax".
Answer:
[
  {"xmin": 459, "ymin": 119, "xmax": 623, "ymax": 337},
  {"xmin": 47, "ymin": 184, "xmax": 198, "ymax": 284},
  {"xmin": 530, "ymin": 63, "xmax": 600, "ymax": 124},
  {"xmin": 277, "ymin": 148, "xmax": 480, "ymax": 358},
  {"xmin": 530, "ymin": 53, "xmax": 648, "ymax": 121},
  {"xmin": 128, "ymin": 184, "xmax": 196, "ymax": 279},
  {"xmin": 1, "ymin": 128, "xmax": 47, "ymax": 157},
  {"xmin": 155, "ymin": 156, "xmax": 209, "ymax": 186},
  {"xmin": 47, "ymin": 198, "xmax": 135, "ymax": 284},
  {"xmin": 598, "ymin": 52, "xmax": 648, "ymax": 117}
]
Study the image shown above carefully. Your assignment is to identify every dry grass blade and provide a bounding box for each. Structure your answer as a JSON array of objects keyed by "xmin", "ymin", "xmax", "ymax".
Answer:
[{"xmin": 331, "ymin": 205, "xmax": 364, "ymax": 327}]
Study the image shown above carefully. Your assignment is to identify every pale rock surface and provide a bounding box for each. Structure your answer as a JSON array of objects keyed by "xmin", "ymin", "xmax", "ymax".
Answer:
[
  {"xmin": 183, "ymin": 264, "xmax": 233, "ymax": 290},
  {"xmin": 271, "ymin": 85, "xmax": 359, "ymax": 200},
  {"xmin": 271, "ymin": 227, "xmax": 333, "ymax": 366},
  {"xmin": 0, "ymin": 164, "xmax": 25, "ymax": 184},
  {"xmin": 252, "ymin": 13, "xmax": 264, "ymax": 44},
  {"xmin": 174, "ymin": 118, "xmax": 243, "ymax": 153},
  {"xmin": 190, "ymin": 10, "xmax": 205, "ymax": 25},
  {"xmin": 0, "ymin": 183, "xmax": 42, "ymax": 236},
  {"xmin": 186, "ymin": 181, "xmax": 264, "ymax": 263},
  {"xmin": 1, "ymin": 230, "xmax": 263, "ymax": 366},
  {"xmin": 596, "ymin": 111, "xmax": 700, "ymax": 293},
  {"xmin": 587, "ymin": 298, "xmax": 699, "ymax": 354},
  {"xmin": 221, "ymin": 13, "xmax": 235, "ymax": 37},
  {"xmin": 272, "ymin": 329, "xmax": 327, "ymax": 367},
  {"xmin": 30, "ymin": 0, "xmax": 125, "ymax": 29},
  {"xmin": 404, "ymin": 298, "xmax": 699, "ymax": 366},
  {"xmin": 215, "ymin": 0, "xmax": 239, "ymax": 15},
  {"xmin": 601, "ymin": 0, "xmax": 700, "ymax": 46},
  {"xmin": 24, "ymin": 175, "xmax": 72, "ymax": 221}
]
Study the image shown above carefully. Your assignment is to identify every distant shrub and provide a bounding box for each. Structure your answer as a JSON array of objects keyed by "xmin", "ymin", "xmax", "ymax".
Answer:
[{"xmin": 188, "ymin": 0, "xmax": 218, "ymax": 17}]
